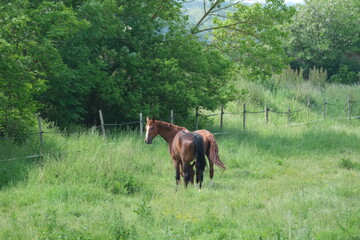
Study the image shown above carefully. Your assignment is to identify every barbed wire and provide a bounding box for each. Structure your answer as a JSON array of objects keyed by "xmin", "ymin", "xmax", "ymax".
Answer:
[
  {"xmin": 268, "ymin": 109, "xmax": 289, "ymax": 114},
  {"xmin": 2, "ymin": 98, "xmax": 359, "ymax": 161},
  {"xmin": 246, "ymin": 110, "xmax": 265, "ymax": 114}
]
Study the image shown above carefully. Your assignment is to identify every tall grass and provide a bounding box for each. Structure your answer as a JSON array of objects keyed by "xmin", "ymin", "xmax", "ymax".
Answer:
[{"xmin": 1, "ymin": 81, "xmax": 360, "ymax": 239}]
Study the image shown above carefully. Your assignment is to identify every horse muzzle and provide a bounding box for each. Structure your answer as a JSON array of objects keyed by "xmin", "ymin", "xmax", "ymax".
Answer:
[{"xmin": 145, "ymin": 138, "xmax": 152, "ymax": 144}]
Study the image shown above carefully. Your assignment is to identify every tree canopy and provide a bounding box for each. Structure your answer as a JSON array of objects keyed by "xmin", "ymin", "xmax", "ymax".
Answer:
[
  {"xmin": 287, "ymin": 0, "xmax": 360, "ymax": 83},
  {"xmin": 2, "ymin": 0, "xmax": 330, "ymax": 139},
  {"xmin": 190, "ymin": 0, "xmax": 295, "ymax": 80}
]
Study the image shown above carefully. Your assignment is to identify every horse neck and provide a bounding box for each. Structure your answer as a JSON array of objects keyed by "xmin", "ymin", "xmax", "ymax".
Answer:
[{"xmin": 157, "ymin": 122, "xmax": 185, "ymax": 143}]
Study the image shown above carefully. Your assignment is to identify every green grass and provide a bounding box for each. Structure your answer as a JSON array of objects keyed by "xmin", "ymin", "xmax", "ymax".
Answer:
[{"xmin": 1, "ymin": 83, "xmax": 360, "ymax": 239}]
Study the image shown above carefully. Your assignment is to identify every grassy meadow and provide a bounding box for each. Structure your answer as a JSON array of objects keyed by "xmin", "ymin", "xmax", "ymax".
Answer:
[{"xmin": 1, "ymin": 82, "xmax": 360, "ymax": 239}]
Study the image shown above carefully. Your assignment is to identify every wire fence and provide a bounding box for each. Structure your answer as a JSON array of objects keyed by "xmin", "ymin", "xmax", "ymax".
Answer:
[{"xmin": 1, "ymin": 96, "xmax": 359, "ymax": 163}]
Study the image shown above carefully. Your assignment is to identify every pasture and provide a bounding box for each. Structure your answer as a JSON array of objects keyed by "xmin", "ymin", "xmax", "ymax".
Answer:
[{"xmin": 1, "ymin": 83, "xmax": 360, "ymax": 240}]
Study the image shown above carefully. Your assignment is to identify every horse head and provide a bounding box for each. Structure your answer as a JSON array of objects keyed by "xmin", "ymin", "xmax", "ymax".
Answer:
[{"xmin": 145, "ymin": 117, "xmax": 158, "ymax": 144}]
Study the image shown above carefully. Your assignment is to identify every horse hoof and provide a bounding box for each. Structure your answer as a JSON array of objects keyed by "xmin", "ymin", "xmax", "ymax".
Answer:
[{"xmin": 209, "ymin": 179, "xmax": 214, "ymax": 187}]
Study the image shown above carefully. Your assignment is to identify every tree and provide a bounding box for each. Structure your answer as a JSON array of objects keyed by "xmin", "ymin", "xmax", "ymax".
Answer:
[
  {"xmin": 0, "ymin": 0, "xmax": 234, "ymax": 132},
  {"xmin": 0, "ymin": 0, "xmax": 87, "ymax": 139},
  {"xmin": 40, "ymin": 0, "xmax": 235, "ymax": 126},
  {"xmin": 188, "ymin": 0, "xmax": 295, "ymax": 80},
  {"xmin": 287, "ymin": 0, "xmax": 360, "ymax": 83}
]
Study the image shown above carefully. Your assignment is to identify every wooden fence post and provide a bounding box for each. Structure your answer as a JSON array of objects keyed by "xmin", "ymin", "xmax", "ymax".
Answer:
[
  {"xmin": 265, "ymin": 104, "xmax": 269, "ymax": 123},
  {"xmin": 243, "ymin": 103, "xmax": 246, "ymax": 131},
  {"xmin": 220, "ymin": 104, "xmax": 224, "ymax": 131},
  {"xmin": 348, "ymin": 96, "xmax": 351, "ymax": 120},
  {"xmin": 195, "ymin": 107, "xmax": 199, "ymax": 130},
  {"xmin": 170, "ymin": 110, "xmax": 174, "ymax": 124},
  {"xmin": 288, "ymin": 107, "xmax": 291, "ymax": 125},
  {"xmin": 307, "ymin": 97, "xmax": 310, "ymax": 117},
  {"xmin": 139, "ymin": 113, "xmax": 143, "ymax": 137},
  {"xmin": 99, "ymin": 110, "xmax": 106, "ymax": 137},
  {"xmin": 323, "ymin": 98, "xmax": 327, "ymax": 120},
  {"xmin": 37, "ymin": 116, "xmax": 43, "ymax": 146}
]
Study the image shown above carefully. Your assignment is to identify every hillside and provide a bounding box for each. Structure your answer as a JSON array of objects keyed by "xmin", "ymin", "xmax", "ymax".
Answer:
[{"xmin": 1, "ymin": 81, "xmax": 360, "ymax": 239}]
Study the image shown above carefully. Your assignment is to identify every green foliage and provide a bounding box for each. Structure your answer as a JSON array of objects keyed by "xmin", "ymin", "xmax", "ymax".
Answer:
[
  {"xmin": 0, "ymin": 0, "xmax": 87, "ymax": 139},
  {"xmin": 287, "ymin": 0, "xmax": 360, "ymax": 83},
  {"xmin": 0, "ymin": 0, "xmax": 236, "ymax": 137},
  {"xmin": 3, "ymin": 0, "xmax": 359, "ymax": 141},
  {"xmin": 0, "ymin": 3, "xmax": 44, "ymax": 139},
  {"xmin": 36, "ymin": 0, "xmax": 235, "ymax": 127},
  {"xmin": 330, "ymin": 65, "xmax": 359, "ymax": 85},
  {"xmin": 209, "ymin": 0, "xmax": 295, "ymax": 80}
]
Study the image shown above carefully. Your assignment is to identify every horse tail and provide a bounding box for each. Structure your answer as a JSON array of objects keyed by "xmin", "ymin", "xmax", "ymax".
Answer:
[
  {"xmin": 193, "ymin": 133, "xmax": 206, "ymax": 171},
  {"xmin": 208, "ymin": 134, "xmax": 226, "ymax": 170}
]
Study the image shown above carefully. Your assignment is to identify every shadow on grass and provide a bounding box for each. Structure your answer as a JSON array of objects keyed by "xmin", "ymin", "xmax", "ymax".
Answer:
[{"xmin": 0, "ymin": 138, "xmax": 42, "ymax": 190}]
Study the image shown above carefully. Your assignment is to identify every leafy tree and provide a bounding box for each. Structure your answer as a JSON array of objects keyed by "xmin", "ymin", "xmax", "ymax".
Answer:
[
  {"xmin": 0, "ymin": 0, "xmax": 87, "ymax": 139},
  {"xmin": 189, "ymin": 0, "xmax": 295, "ymax": 80},
  {"xmin": 287, "ymin": 0, "xmax": 360, "ymax": 83},
  {"xmin": 41, "ymin": 0, "xmax": 235, "ymax": 126},
  {"xmin": 0, "ymin": 0, "xmax": 232, "ymax": 131}
]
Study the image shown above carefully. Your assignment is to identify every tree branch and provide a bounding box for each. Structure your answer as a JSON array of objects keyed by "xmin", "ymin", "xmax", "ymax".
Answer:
[
  {"xmin": 194, "ymin": 0, "xmax": 222, "ymax": 29},
  {"xmin": 192, "ymin": 20, "xmax": 259, "ymax": 34},
  {"xmin": 211, "ymin": 2, "xmax": 241, "ymax": 13}
]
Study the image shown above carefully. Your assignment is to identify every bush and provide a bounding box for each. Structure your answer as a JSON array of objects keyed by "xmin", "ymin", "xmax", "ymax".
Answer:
[{"xmin": 330, "ymin": 65, "xmax": 359, "ymax": 84}]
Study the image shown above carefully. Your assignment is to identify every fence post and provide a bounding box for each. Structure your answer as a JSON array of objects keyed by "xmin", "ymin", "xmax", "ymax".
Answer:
[
  {"xmin": 139, "ymin": 113, "xmax": 143, "ymax": 137},
  {"xmin": 265, "ymin": 104, "xmax": 269, "ymax": 123},
  {"xmin": 348, "ymin": 96, "xmax": 351, "ymax": 120},
  {"xmin": 99, "ymin": 110, "xmax": 106, "ymax": 137},
  {"xmin": 288, "ymin": 107, "xmax": 291, "ymax": 125},
  {"xmin": 170, "ymin": 110, "xmax": 174, "ymax": 124},
  {"xmin": 243, "ymin": 103, "xmax": 246, "ymax": 131},
  {"xmin": 195, "ymin": 107, "xmax": 199, "ymax": 130},
  {"xmin": 220, "ymin": 104, "xmax": 224, "ymax": 131},
  {"xmin": 37, "ymin": 116, "xmax": 43, "ymax": 147},
  {"xmin": 323, "ymin": 98, "xmax": 327, "ymax": 120}
]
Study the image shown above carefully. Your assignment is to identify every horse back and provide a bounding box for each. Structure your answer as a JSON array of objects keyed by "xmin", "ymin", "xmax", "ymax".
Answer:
[{"xmin": 171, "ymin": 132, "xmax": 202, "ymax": 160}]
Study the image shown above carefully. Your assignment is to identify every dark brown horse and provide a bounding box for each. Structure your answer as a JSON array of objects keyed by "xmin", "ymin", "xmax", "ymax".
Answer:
[{"xmin": 144, "ymin": 117, "xmax": 207, "ymax": 188}]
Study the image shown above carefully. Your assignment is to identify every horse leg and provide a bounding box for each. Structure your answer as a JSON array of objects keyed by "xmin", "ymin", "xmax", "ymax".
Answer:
[
  {"xmin": 183, "ymin": 162, "xmax": 191, "ymax": 188},
  {"xmin": 173, "ymin": 159, "xmax": 181, "ymax": 188},
  {"xmin": 189, "ymin": 162, "xmax": 195, "ymax": 185},
  {"xmin": 196, "ymin": 166, "xmax": 204, "ymax": 189}
]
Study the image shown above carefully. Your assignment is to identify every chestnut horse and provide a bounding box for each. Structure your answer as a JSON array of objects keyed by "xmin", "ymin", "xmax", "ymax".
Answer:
[
  {"xmin": 144, "ymin": 117, "xmax": 206, "ymax": 188},
  {"xmin": 194, "ymin": 129, "xmax": 226, "ymax": 184}
]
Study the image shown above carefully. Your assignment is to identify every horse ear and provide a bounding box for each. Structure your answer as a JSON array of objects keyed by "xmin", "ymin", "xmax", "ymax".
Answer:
[{"xmin": 152, "ymin": 116, "xmax": 155, "ymax": 122}]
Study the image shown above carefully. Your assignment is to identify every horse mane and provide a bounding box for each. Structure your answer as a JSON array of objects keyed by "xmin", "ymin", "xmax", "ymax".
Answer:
[{"xmin": 157, "ymin": 120, "xmax": 189, "ymax": 133}]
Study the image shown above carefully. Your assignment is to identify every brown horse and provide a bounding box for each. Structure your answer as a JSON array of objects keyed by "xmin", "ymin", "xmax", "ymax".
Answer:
[
  {"xmin": 144, "ymin": 117, "xmax": 207, "ymax": 188},
  {"xmin": 194, "ymin": 129, "xmax": 226, "ymax": 185}
]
